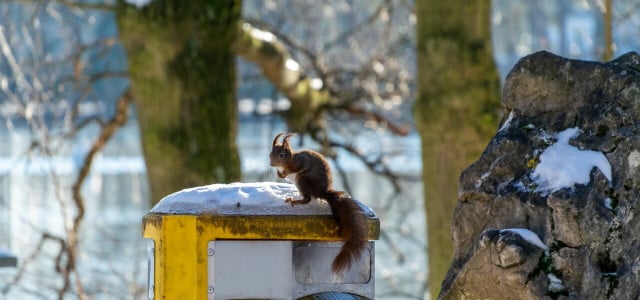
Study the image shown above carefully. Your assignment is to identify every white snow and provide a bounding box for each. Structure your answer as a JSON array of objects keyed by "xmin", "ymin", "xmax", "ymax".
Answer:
[
  {"xmin": 547, "ymin": 273, "xmax": 566, "ymax": 293},
  {"xmin": 498, "ymin": 111, "xmax": 515, "ymax": 132},
  {"xmin": 475, "ymin": 171, "xmax": 491, "ymax": 189},
  {"xmin": 513, "ymin": 181, "xmax": 529, "ymax": 192},
  {"xmin": 531, "ymin": 128, "xmax": 612, "ymax": 195},
  {"xmin": 245, "ymin": 24, "xmax": 275, "ymax": 43},
  {"xmin": 125, "ymin": 0, "xmax": 152, "ymax": 8},
  {"xmin": 500, "ymin": 228, "xmax": 548, "ymax": 251},
  {"xmin": 604, "ymin": 197, "xmax": 614, "ymax": 210},
  {"xmin": 150, "ymin": 182, "xmax": 332, "ymax": 215},
  {"xmin": 310, "ymin": 78, "xmax": 323, "ymax": 90},
  {"xmin": 629, "ymin": 150, "xmax": 640, "ymax": 170},
  {"xmin": 284, "ymin": 58, "xmax": 300, "ymax": 72}
]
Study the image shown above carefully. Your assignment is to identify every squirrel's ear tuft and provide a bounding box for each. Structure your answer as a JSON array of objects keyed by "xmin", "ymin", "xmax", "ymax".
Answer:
[
  {"xmin": 273, "ymin": 132, "xmax": 285, "ymax": 147},
  {"xmin": 283, "ymin": 133, "xmax": 295, "ymax": 147}
]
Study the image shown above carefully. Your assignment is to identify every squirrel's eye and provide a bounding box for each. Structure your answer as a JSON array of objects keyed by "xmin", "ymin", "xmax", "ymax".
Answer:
[{"xmin": 279, "ymin": 153, "xmax": 285, "ymax": 159}]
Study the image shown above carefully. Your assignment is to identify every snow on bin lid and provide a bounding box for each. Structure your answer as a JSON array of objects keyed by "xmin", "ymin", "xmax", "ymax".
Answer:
[{"xmin": 150, "ymin": 182, "xmax": 376, "ymax": 217}]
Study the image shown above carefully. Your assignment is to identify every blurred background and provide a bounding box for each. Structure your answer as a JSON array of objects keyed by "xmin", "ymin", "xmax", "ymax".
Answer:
[{"xmin": 0, "ymin": 0, "xmax": 638, "ymax": 299}]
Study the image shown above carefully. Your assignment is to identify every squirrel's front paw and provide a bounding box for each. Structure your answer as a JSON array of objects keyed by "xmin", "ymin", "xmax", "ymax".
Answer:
[{"xmin": 284, "ymin": 197, "xmax": 295, "ymax": 206}]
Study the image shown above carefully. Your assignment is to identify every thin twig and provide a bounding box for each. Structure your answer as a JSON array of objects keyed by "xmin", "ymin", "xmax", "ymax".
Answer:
[
  {"xmin": 63, "ymin": 88, "xmax": 133, "ymax": 299},
  {"xmin": 328, "ymin": 140, "xmax": 404, "ymax": 193},
  {"xmin": 1, "ymin": 233, "xmax": 65, "ymax": 295},
  {"xmin": 71, "ymin": 88, "xmax": 132, "ymax": 233},
  {"xmin": 322, "ymin": 0, "xmax": 391, "ymax": 51},
  {"xmin": 338, "ymin": 105, "xmax": 410, "ymax": 136},
  {"xmin": 332, "ymin": 155, "xmax": 354, "ymax": 196},
  {"xmin": 379, "ymin": 230, "xmax": 406, "ymax": 264}
]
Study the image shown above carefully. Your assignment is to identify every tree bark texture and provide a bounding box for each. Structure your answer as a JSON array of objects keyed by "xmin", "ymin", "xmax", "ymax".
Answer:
[
  {"xmin": 415, "ymin": 0, "xmax": 501, "ymax": 295},
  {"xmin": 117, "ymin": 0, "xmax": 242, "ymax": 203}
]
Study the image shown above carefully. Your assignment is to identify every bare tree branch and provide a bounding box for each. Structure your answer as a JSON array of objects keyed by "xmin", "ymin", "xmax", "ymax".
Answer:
[
  {"xmin": 1, "ymin": 1, "xmax": 139, "ymax": 298},
  {"xmin": 326, "ymin": 139, "xmax": 419, "ymax": 194},
  {"xmin": 1, "ymin": 232, "xmax": 65, "ymax": 295},
  {"xmin": 322, "ymin": 0, "xmax": 391, "ymax": 51},
  {"xmin": 338, "ymin": 105, "xmax": 410, "ymax": 136},
  {"xmin": 234, "ymin": 22, "xmax": 333, "ymax": 132},
  {"xmin": 243, "ymin": 17, "xmax": 330, "ymax": 83},
  {"xmin": 235, "ymin": 21, "xmax": 410, "ymax": 139},
  {"xmin": 72, "ymin": 88, "xmax": 132, "ymax": 233}
]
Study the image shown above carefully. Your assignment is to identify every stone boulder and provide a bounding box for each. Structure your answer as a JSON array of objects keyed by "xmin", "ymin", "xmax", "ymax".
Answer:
[{"xmin": 439, "ymin": 51, "xmax": 640, "ymax": 299}]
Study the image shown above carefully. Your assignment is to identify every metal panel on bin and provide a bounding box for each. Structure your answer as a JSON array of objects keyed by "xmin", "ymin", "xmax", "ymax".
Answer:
[{"xmin": 209, "ymin": 240, "xmax": 293, "ymax": 299}]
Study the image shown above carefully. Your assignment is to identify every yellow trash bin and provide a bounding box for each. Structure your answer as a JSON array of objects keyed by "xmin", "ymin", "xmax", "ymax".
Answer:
[{"xmin": 143, "ymin": 182, "xmax": 380, "ymax": 300}]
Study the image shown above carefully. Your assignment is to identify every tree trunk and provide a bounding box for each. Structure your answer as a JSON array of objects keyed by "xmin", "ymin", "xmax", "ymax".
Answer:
[
  {"xmin": 415, "ymin": 0, "xmax": 500, "ymax": 295},
  {"xmin": 116, "ymin": 0, "xmax": 242, "ymax": 203}
]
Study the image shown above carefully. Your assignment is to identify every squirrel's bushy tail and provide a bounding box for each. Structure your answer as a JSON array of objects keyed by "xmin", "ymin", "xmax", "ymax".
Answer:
[{"xmin": 324, "ymin": 190, "xmax": 368, "ymax": 273}]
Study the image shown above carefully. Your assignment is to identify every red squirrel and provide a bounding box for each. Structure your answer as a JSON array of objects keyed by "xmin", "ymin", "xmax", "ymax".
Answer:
[{"xmin": 269, "ymin": 132, "xmax": 368, "ymax": 273}]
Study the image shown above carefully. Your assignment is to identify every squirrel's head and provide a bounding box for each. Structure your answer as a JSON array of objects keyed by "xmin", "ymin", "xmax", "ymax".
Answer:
[{"xmin": 269, "ymin": 132, "xmax": 294, "ymax": 167}]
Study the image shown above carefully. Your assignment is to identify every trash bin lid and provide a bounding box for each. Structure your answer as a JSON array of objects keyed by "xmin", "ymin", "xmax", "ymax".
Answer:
[{"xmin": 144, "ymin": 182, "xmax": 379, "ymax": 241}]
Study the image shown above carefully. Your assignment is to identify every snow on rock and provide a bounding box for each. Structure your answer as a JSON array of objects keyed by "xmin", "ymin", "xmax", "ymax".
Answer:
[
  {"xmin": 629, "ymin": 150, "xmax": 640, "ymax": 170},
  {"xmin": 604, "ymin": 197, "xmax": 614, "ymax": 210},
  {"xmin": 474, "ymin": 171, "xmax": 491, "ymax": 189},
  {"xmin": 531, "ymin": 127, "xmax": 612, "ymax": 195},
  {"xmin": 499, "ymin": 228, "xmax": 548, "ymax": 251},
  {"xmin": 442, "ymin": 51, "xmax": 640, "ymax": 300},
  {"xmin": 547, "ymin": 273, "xmax": 566, "ymax": 293},
  {"xmin": 498, "ymin": 111, "xmax": 515, "ymax": 132},
  {"xmin": 150, "ymin": 182, "xmax": 331, "ymax": 216}
]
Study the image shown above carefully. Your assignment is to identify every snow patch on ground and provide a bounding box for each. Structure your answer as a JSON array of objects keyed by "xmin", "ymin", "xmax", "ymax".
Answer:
[
  {"xmin": 150, "ymin": 182, "xmax": 334, "ymax": 215},
  {"xmin": 531, "ymin": 128, "xmax": 612, "ymax": 195},
  {"xmin": 500, "ymin": 228, "xmax": 548, "ymax": 251}
]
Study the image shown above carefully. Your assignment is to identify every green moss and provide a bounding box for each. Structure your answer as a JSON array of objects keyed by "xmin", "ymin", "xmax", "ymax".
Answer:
[
  {"xmin": 527, "ymin": 158, "xmax": 539, "ymax": 169},
  {"xmin": 526, "ymin": 252, "xmax": 568, "ymax": 299}
]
